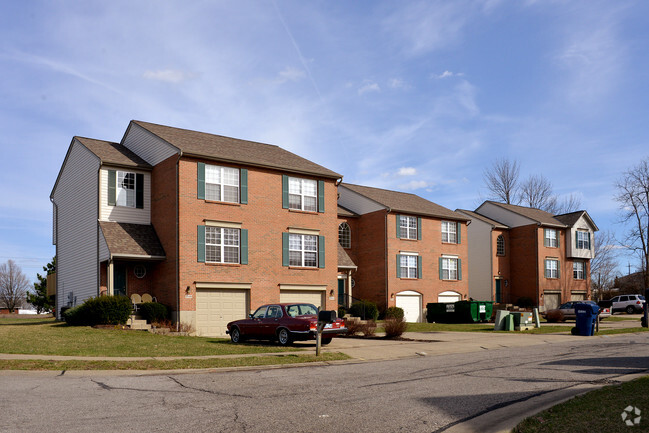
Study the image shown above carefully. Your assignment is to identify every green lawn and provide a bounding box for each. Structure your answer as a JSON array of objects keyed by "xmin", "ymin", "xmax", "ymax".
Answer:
[
  {"xmin": 0, "ymin": 353, "xmax": 350, "ymax": 371},
  {"xmin": 514, "ymin": 376, "xmax": 649, "ymax": 432},
  {"xmin": 0, "ymin": 317, "xmax": 300, "ymax": 357}
]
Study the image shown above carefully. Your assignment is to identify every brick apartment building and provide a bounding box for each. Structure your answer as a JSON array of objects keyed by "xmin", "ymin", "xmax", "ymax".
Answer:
[
  {"xmin": 457, "ymin": 202, "xmax": 598, "ymax": 311},
  {"xmin": 337, "ymin": 183, "xmax": 470, "ymax": 322},
  {"xmin": 51, "ymin": 121, "xmax": 342, "ymax": 336}
]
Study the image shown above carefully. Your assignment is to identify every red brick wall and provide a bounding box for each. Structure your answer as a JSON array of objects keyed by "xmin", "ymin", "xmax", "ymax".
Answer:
[
  {"xmin": 177, "ymin": 157, "xmax": 339, "ymax": 313},
  {"xmin": 508, "ymin": 224, "xmax": 539, "ymax": 305},
  {"xmin": 349, "ymin": 210, "xmax": 388, "ymax": 308}
]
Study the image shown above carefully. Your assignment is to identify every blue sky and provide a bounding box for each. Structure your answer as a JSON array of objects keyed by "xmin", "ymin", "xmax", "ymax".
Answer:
[{"xmin": 1, "ymin": 0, "xmax": 648, "ymax": 281}]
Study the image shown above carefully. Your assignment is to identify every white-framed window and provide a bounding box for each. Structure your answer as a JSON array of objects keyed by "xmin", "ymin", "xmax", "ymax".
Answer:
[
  {"xmin": 545, "ymin": 258, "xmax": 559, "ymax": 279},
  {"xmin": 441, "ymin": 257, "xmax": 459, "ymax": 280},
  {"xmin": 205, "ymin": 227, "xmax": 240, "ymax": 263},
  {"xmin": 399, "ymin": 254, "xmax": 418, "ymax": 279},
  {"xmin": 442, "ymin": 221, "xmax": 457, "ymax": 243},
  {"xmin": 573, "ymin": 261, "xmax": 585, "ymax": 280},
  {"xmin": 544, "ymin": 229, "xmax": 558, "ymax": 248},
  {"xmin": 288, "ymin": 177, "xmax": 317, "ymax": 212},
  {"xmin": 576, "ymin": 231, "xmax": 590, "ymax": 250},
  {"xmin": 289, "ymin": 233, "xmax": 318, "ymax": 267},
  {"xmin": 496, "ymin": 235, "xmax": 505, "ymax": 256},
  {"xmin": 205, "ymin": 164, "xmax": 240, "ymax": 203},
  {"xmin": 399, "ymin": 216, "xmax": 418, "ymax": 240},
  {"xmin": 339, "ymin": 222, "xmax": 351, "ymax": 248},
  {"xmin": 116, "ymin": 171, "xmax": 136, "ymax": 207}
]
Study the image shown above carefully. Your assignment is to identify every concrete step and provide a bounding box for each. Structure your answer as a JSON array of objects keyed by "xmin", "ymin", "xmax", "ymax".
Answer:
[{"xmin": 127, "ymin": 316, "xmax": 151, "ymax": 331}]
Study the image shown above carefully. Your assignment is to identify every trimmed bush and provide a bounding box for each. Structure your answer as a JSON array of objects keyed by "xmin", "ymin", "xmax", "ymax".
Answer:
[
  {"xmin": 385, "ymin": 306, "xmax": 404, "ymax": 320},
  {"xmin": 384, "ymin": 318, "xmax": 408, "ymax": 338},
  {"xmin": 361, "ymin": 320, "xmax": 377, "ymax": 337},
  {"xmin": 337, "ymin": 306, "xmax": 348, "ymax": 319},
  {"xmin": 349, "ymin": 300, "xmax": 379, "ymax": 321},
  {"xmin": 63, "ymin": 295, "xmax": 133, "ymax": 326},
  {"xmin": 138, "ymin": 302, "xmax": 169, "ymax": 323}
]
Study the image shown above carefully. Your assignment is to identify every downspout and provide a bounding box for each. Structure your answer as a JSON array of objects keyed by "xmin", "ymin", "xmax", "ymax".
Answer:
[
  {"xmin": 96, "ymin": 165, "xmax": 101, "ymax": 298},
  {"xmin": 385, "ymin": 208, "xmax": 391, "ymax": 308},
  {"xmin": 50, "ymin": 198, "xmax": 59, "ymax": 318},
  {"xmin": 175, "ymin": 151, "xmax": 183, "ymax": 332},
  {"xmin": 536, "ymin": 223, "xmax": 541, "ymax": 309}
]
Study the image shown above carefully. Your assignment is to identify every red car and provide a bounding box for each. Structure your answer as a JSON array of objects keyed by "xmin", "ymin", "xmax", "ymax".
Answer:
[{"xmin": 226, "ymin": 303, "xmax": 346, "ymax": 346}]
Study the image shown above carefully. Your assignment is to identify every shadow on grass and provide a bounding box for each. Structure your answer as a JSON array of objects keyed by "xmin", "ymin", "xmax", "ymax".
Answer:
[{"xmin": 0, "ymin": 320, "xmax": 60, "ymax": 326}]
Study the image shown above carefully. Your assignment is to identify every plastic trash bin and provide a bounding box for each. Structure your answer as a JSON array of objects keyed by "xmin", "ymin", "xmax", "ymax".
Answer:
[{"xmin": 574, "ymin": 302, "xmax": 599, "ymax": 336}]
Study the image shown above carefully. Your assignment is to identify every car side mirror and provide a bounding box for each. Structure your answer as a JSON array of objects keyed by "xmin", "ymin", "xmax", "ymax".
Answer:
[{"xmin": 249, "ymin": 314, "xmax": 253, "ymax": 319}]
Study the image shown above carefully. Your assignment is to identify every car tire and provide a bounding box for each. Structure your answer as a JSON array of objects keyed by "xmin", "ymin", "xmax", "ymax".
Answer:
[
  {"xmin": 230, "ymin": 327, "xmax": 244, "ymax": 344},
  {"xmin": 277, "ymin": 328, "xmax": 292, "ymax": 346},
  {"xmin": 626, "ymin": 306, "xmax": 635, "ymax": 314},
  {"xmin": 321, "ymin": 337, "xmax": 332, "ymax": 345}
]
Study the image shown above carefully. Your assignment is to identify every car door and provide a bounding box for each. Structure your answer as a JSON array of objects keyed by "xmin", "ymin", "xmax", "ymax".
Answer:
[
  {"xmin": 260, "ymin": 305, "xmax": 283, "ymax": 337},
  {"xmin": 241, "ymin": 305, "xmax": 268, "ymax": 337},
  {"xmin": 561, "ymin": 302, "xmax": 575, "ymax": 319}
]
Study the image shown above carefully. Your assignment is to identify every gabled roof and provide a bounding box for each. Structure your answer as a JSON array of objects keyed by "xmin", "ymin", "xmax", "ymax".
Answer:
[
  {"xmin": 482, "ymin": 201, "xmax": 567, "ymax": 228},
  {"xmin": 456, "ymin": 209, "xmax": 509, "ymax": 229},
  {"xmin": 554, "ymin": 210, "xmax": 599, "ymax": 231},
  {"xmin": 341, "ymin": 183, "xmax": 469, "ymax": 221},
  {"xmin": 76, "ymin": 137, "xmax": 151, "ymax": 169},
  {"xmin": 337, "ymin": 205, "xmax": 358, "ymax": 218},
  {"xmin": 99, "ymin": 222, "xmax": 165, "ymax": 258},
  {"xmin": 337, "ymin": 244, "xmax": 357, "ymax": 269},
  {"xmin": 131, "ymin": 120, "xmax": 341, "ymax": 179}
]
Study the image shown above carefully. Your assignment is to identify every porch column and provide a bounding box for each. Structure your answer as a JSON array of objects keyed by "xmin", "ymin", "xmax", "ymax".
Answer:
[
  {"xmin": 107, "ymin": 259, "xmax": 114, "ymax": 296},
  {"xmin": 347, "ymin": 270, "xmax": 353, "ymax": 308}
]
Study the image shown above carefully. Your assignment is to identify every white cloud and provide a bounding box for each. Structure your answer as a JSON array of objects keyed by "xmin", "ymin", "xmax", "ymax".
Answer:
[
  {"xmin": 399, "ymin": 180, "xmax": 429, "ymax": 190},
  {"xmin": 388, "ymin": 78, "xmax": 408, "ymax": 89},
  {"xmin": 277, "ymin": 66, "xmax": 306, "ymax": 83},
  {"xmin": 398, "ymin": 167, "xmax": 417, "ymax": 176},
  {"xmin": 433, "ymin": 70, "xmax": 464, "ymax": 79},
  {"xmin": 142, "ymin": 69, "xmax": 195, "ymax": 83},
  {"xmin": 358, "ymin": 82, "xmax": 381, "ymax": 95}
]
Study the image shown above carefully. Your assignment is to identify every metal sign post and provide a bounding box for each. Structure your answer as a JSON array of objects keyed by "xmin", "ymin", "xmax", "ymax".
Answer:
[{"xmin": 316, "ymin": 310, "xmax": 337, "ymax": 357}]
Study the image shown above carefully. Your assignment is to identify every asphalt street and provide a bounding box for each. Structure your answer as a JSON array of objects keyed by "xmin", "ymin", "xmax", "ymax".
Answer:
[{"xmin": 2, "ymin": 332, "xmax": 648, "ymax": 433}]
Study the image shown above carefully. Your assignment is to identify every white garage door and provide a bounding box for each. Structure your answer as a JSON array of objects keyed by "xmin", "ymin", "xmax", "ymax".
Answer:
[
  {"xmin": 280, "ymin": 290, "xmax": 325, "ymax": 309},
  {"xmin": 570, "ymin": 293, "xmax": 585, "ymax": 301},
  {"xmin": 196, "ymin": 289, "xmax": 248, "ymax": 337},
  {"xmin": 438, "ymin": 291, "xmax": 461, "ymax": 303},
  {"xmin": 395, "ymin": 291, "xmax": 422, "ymax": 323}
]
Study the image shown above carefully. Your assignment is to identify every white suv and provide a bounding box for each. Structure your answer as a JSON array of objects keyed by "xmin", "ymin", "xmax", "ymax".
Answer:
[{"xmin": 610, "ymin": 294, "xmax": 646, "ymax": 314}]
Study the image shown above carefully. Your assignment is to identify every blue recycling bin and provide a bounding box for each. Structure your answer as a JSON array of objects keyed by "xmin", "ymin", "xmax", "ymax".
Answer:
[{"xmin": 574, "ymin": 303, "xmax": 599, "ymax": 336}]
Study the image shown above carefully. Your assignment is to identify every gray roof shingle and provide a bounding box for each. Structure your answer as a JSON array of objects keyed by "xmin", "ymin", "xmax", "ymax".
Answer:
[
  {"xmin": 483, "ymin": 201, "xmax": 567, "ymax": 227},
  {"xmin": 337, "ymin": 244, "xmax": 357, "ymax": 269},
  {"xmin": 456, "ymin": 209, "xmax": 509, "ymax": 229},
  {"xmin": 132, "ymin": 120, "xmax": 341, "ymax": 179},
  {"xmin": 99, "ymin": 222, "xmax": 165, "ymax": 258},
  {"xmin": 342, "ymin": 183, "xmax": 469, "ymax": 220},
  {"xmin": 76, "ymin": 137, "xmax": 151, "ymax": 169}
]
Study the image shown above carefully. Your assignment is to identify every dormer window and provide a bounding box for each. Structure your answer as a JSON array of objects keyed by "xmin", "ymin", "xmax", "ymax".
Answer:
[
  {"xmin": 107, "ymin": 170, "xmax": 143, "ymax": 209},
  {"xmin": 576, "ymin": 231, "xmax": 591, "ymax": 250}
]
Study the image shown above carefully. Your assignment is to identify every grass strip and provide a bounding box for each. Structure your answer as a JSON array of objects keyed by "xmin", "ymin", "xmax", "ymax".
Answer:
[
  {"xmin": 514, "ymin": 376, "xmax": 649, "ymax": 433},
  {"xmin": 0, "ymin": 318, "xmax": 299, "ymax": 357},
  {"xmin": 0, "ymin": 353, "xmax": 350, "ymax": 371}
]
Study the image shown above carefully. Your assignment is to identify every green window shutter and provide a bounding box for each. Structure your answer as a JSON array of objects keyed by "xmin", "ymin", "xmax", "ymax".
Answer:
[
  {"xmin": 282, "ymin": 233, "xmax": 289, "ymax": 266},
  {"xmin": 317, "ymin": 180, "xmax": 325, "ymax": 213},
  {"xmin": 543, "ymin": 229, "xmax": 548, "ymax": 247},
  {"xmin": 318, "ymin": 235, "xmax": 325, "ymax": 268},
  {"xmin": 439, "ymin": 257, "xmax": 444, "ymax": 280},
  {"xmin": 544, "ymin": 259, "xmax": 549, "ymax": 278},
  {"xmin": 136, "ymin": 173, "xmax": 144, "ymax": 209},
  {"xmin": 417, "ymin": 217, "xmax": 422, "ymax": 240},
  {"xmin": 457, "ymin": 259, "xmax": 462, "ymax": 280},
  {"xmin": 557, "ymin": 231, "xmax": 560, "ymax": 248},
  {"xmin": 240, "ymin": 169, "xmax": 248, "ymax": 204},
  {"xmin": 107, "ymin": 170, "xmax": 116, "ymax": 206},
  {"xmin": 396, "ymin": 254, "xmax": 401, "ymax": 278},
  {"xmin": 587, "ymin": 232, "xmax": 591, "ymax": 249},
  {"xmin": 456, "ymin": 222, "xmax": 461, "ymax": 244},
  {"xmin": 197, "ymin": 162, "xmax": 205, "ymax": 200},
  {"xmin": 396, "ymin": 214, "xmax": 401, "ymax": 239},
  {"xmin": 282, "ymin": 175, "xmax": 289, "ymax": 209},
  {"xmin": 240, "ymin": 229, "xmax": 248, "ymax": 265},
  {"xmin": 557, "ymin": 261, "xmax": 560, "ymax": 278},
  {"xmin": 417, "ymin": 256, "xmax": 422, "ymax": 279},
  {"xmin": 197, "ymin": 225, "xmax": 206, "ymax": 263}
]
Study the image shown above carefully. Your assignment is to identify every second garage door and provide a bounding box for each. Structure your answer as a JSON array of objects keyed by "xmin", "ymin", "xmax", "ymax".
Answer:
[
  {"xmin": 280, "ymin": 290, "xmax": 325, "ymax": 309},
  {"xmin": 438, "ymin": 291, "xmax": 461, "ymax": 303},
  {"xmin": 395, "ymin": 291, "xmax": 422, "ymax": 322},
  {"xmin": 196, "ymin": 289, "xmax": 248, "ymax": 337}
]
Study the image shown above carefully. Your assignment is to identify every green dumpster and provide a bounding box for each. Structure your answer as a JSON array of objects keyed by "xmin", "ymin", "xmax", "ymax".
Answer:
[
  {"xmin": 426, "ymin": 302, "xmax": 458, "ymax": 323},
  {"xmin": 454, "ymin": 301, "xmax": 494, "ymax": 323}
]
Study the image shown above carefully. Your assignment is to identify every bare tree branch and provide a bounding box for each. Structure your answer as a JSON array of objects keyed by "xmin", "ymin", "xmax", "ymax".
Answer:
[
  {"xmin": 519, "ymin": 174, "xmax": 554, "ymax": 210},
  {"xmin": 483, "ymin": 158, "xmax": 520, "ymax": 204},
  {"xmin": 0, "ymin": 260, "xmax": 30, "ymax": 312},
  {"xmin": 589, "ymin": 230, "xmax": 619, "ymax": 298}
]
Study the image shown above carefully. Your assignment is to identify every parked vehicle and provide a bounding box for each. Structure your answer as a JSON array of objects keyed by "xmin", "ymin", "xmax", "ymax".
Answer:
[
  {"xmin": 609, "ymin": 295, "xmax": 646, "ymax": 314},
  {"xmin": 543, "ymin": 300, "xmax": 609, "ymax": 322},
  {"xmin": 226, "ymin": 303, "xmax": 347, "ymax": 346}
]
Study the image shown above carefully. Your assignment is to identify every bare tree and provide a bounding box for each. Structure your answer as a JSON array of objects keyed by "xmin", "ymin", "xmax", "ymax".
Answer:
[
  {"xmin": 519, "ymin": 174, "xmax": 554, "ymax": 209},
  {"xmin": 483, "ymin": 158, "xmax": 520, "ymax": 204},
  {"xmin": 589, "ymin": 230, "xmax": 619, "ymax": 299},
  {"xmin": 0, "ymin": 260, "xmax": 30, "ymax": 312},
  {"xmin": 615, "ymin": 158, "xmax": 649, "ymax": 291}
]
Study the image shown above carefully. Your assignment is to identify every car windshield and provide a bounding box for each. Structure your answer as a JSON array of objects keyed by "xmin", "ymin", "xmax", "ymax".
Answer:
[
  {"xmin": 640, "ymin": 296, "xmax": 646, "ymax": 301},
  {"xmin": 285, "ymin": 304, "xmax": 318, "ymax": 317},
  {"xmin": 252, "ymin": 306, "xmax": 268, "ymax": 319}
]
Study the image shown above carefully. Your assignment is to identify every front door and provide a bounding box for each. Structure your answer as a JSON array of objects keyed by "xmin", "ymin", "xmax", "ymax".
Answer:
[
  {"xmin": 495, "ymin": 279, "xmax": 502, "ymax": 303},
  {"xmin": 338, "ymin": 279, "xmax": 345, "ymax": 306},
  {"xmin": 114, "ymin": 264, "xmax": 127, "ymax": 297}
]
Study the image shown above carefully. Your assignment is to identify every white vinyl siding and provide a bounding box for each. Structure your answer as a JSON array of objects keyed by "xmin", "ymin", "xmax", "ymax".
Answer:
[
  {"xmin": 99, "ymin": 168, "xmax": 151, "ymax": 224},
  {"xmin": 121, "ymin": 122, "xmax": 179, "ymax": 166},
  {"xmin": 51, "ymin": 140, "xmax": 101, "ymax": 316}
]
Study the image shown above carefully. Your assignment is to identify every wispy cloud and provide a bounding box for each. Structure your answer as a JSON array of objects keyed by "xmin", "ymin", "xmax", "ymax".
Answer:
[
  {"xmin": 143, "ymin": 69, "xmax": 195, "ymax": 83},
  {"xmin": 432, "ymin": 70, "xmax": 464, "ymax": 79},
  {"xmin": 398, "ymin": 167, "xmax": 417, "ymax": 176},
  {"xmin": 358, "ymin": 82, "xmax": 380, "ymax": 95},
  {"xmin": 399, "ymin": 180, "xmax": 430, "ymax": 190},
  {"xmin": 388, "ymin": 78, "xmax": 409, "ymax": 89},
  {"xmin": 277, "ymin": 66, "xmax": 306, "ymax": 83}
]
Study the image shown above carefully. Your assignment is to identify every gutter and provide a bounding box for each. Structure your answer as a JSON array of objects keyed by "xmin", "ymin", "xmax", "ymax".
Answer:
[{"xmin": 175, "ymin": 151, "xmax": 182, "ymax": 332}]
